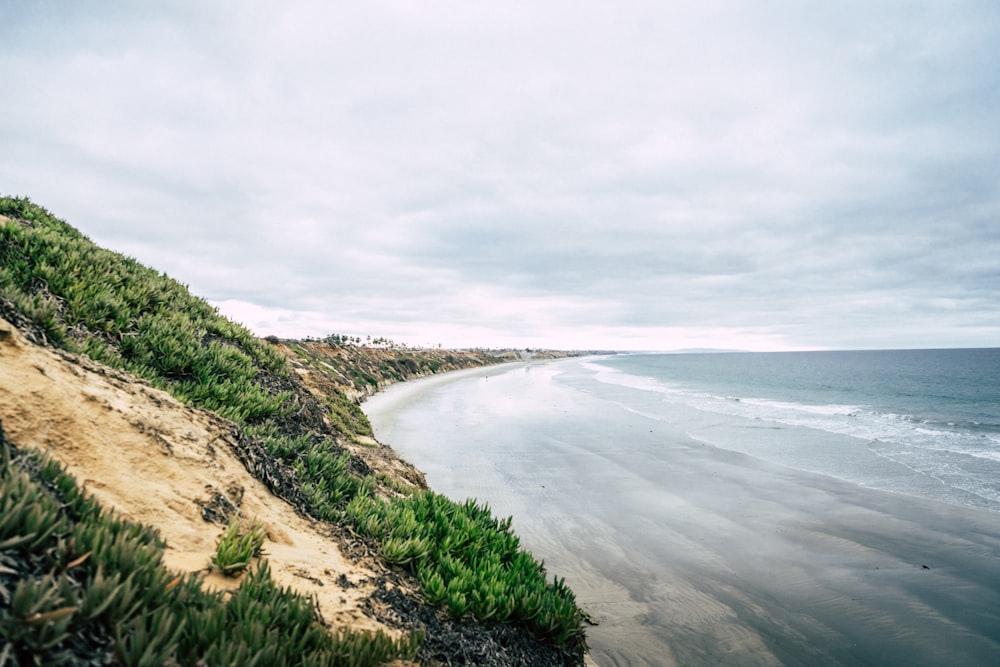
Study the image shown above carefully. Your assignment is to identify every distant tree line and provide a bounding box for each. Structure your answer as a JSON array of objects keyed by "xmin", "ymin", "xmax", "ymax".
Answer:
[{"xmin": 302, "ymin": 333, "xmax": 407, "ymax": 349}]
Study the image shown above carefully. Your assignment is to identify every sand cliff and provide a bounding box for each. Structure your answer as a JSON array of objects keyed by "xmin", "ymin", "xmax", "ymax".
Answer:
[{"xmin": 0, "ymin": 314, "xmax": 401, "ymax": 638}]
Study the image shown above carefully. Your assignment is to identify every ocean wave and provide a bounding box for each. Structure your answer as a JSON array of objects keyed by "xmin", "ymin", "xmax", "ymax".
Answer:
[
  {"xmin": 584, "ymin": 355, "xmax": 1000, "ymax": 513},
  {"xmin": 586, "ymin": 360, "xmax": 1000, "ymax": 466}
]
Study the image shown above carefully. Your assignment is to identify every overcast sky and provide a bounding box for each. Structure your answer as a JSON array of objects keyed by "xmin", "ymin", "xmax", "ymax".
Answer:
[{"xmin": 2, "ymin": 2, "xmax": 998, "ymax": 351}]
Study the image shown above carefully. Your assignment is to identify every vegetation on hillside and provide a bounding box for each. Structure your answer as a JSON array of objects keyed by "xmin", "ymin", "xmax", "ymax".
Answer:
[
  {"xmin": 348, "ymin": 492, "xmax": 584, "ymax": 646},
  {"xmin": 0, "ymin": 198, "xmax": 287, "ymax": 424},
  {"xmin": 0, "ymin": 425, "xmax": 421, "ymax": 666},
  {"xmin": 0, "ymin": 197, "xmax": 586, "ymax": 663},
  {"xmin": 286, "ymin": 337, "xmax": 504, "ymax": 398}
]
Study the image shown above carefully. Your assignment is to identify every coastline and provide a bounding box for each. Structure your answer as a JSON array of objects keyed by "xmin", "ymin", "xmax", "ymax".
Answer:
[
  {"xmin": 363, "ymin": 357, "xmax": 603, "ymax": 667},
  {"xmin": 0, "ymin": 199, "xmax": 594, "ymax": 665},
  {"xmin": 360, "ymin": 360, "xmax": 525, "ymax": 411},
  {"xmin": 363, "ymin": 359, "xmax": 1000, "ymax": 666},
  {"xmin": 0, "ymin": 313, "xmax": 594, "ymax": 666}
]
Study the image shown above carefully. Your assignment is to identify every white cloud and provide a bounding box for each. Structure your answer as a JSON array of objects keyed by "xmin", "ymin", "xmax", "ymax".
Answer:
[{"xmin": 2, "ymin": 1, "xmax": 999, "ymax": 350}]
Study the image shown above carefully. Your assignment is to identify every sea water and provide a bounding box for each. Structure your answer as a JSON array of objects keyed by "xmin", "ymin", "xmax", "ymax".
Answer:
[
  {"xmin": 365, "ymin": 349, "xmax": 1000, "ymax": 665},
  {"xmin": 584, "ymin": 349, "xmax": 1000, "ymax": 513}
]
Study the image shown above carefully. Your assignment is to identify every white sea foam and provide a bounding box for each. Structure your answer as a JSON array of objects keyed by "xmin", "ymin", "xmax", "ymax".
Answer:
[{"xmin": 586, "ymin": 358, "xmax": 1000, "ymax": 511}]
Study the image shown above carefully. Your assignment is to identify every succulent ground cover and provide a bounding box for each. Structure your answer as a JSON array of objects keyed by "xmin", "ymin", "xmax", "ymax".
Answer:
[
  {"xmin": 0, "ymin": 197, "xmax": 587, "ymax": 664},
  {"xmin": 211, "ymin": 517, "xmax": 267, "ymax": 577},
  {"xmin": 349, "ymin": 492, "xmax": 584, "ymax": 646},
  {"xmin": 0, "ymin": 425, "xmax": 422, "ymax": 666}
]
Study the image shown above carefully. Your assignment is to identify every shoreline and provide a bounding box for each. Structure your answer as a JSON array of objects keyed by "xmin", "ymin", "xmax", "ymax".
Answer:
[
  {"xmin": 360, "ymin": 359, "xmax": 527, "ymax": 407},
  {"xmin": 363, "ymin": 359, "xmax": 1000, "ymax": 666},
  {"xmin": 0, "ymin": 314, "xmax": 594, "ymax": 666}
]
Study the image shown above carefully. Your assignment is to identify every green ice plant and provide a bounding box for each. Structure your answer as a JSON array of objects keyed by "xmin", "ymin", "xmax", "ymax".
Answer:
[
  {"xmin": 0, "ymin": 469, "xmax": 66, "ymax": 552},
  {"xmin": 376, "ymin": 471, "xmax": 417, "ymax": 496},
  {"xmin": 296, "ymin": 447, "xmax": 376, "ymax": 521},
  {"xmin": 0, "ymin": 196, "xmax": 290, "ymax": 425},
  {"xmin": 346, "ymin": 490, "xmax": 586, "ymax": 644},
  {"xmin": 212, "ymin": 517, "xmax": 267, "ymax": 577},
  {"xmin": 324, "ymin": 392, "xmax": 375, "ymax": 440},
  {"xmin": 1, "ymin": 432, "xmax": 422, "ymax": 666},
  {"xmin": 114, "ymin": 613, "xmax": 186, "ymax": 667},
  {"xmin": 0, "ymin": 575, "xmax": 77, "ymax": 655}
]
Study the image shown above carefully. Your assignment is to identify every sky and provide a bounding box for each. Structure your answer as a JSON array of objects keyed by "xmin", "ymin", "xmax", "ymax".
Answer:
[{"xmin": 2, "ymin": 1, "xmax": 999, "ymax": 351}]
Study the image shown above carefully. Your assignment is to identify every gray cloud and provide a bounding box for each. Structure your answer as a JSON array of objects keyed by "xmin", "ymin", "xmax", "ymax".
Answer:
[{"xmin": 2, "ymin": 1, "xmax": 998, "ymax": 350}]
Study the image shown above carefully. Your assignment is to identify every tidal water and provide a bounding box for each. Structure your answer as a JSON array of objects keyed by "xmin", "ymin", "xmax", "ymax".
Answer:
[
  {"xmin": 589, "ymin": 349, "xmax": 1000, "ymax": 513},
  {"xmin": 364, "ymin": 350, "xmax": 1000, "ymax": 666}
]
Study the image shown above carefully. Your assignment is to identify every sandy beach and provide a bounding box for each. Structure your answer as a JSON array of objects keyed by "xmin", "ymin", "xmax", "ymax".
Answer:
[{"xmin": 365, "ymin": 359, "xmax": 1000, "ymax": 666}]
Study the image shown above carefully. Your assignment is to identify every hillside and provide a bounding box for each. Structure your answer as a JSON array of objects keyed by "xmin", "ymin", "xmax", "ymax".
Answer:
[
  {"xmin": 0, "ymin": 197, "xmax": 587, "ymax": 666},
  {"xmin": 284, "ymin": 336, "xmax": 589, "ymax": 403},
  {"xmin": 287, "ymin": 341, "xmax": 506, "ymax": 402}
]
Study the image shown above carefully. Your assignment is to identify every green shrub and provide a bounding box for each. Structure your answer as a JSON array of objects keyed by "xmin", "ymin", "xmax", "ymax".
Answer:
[
  {"xmin": 346, "ymin": 491, "xmax": 585, "ymax": 644},
  {"xmin": 0, "ymin": 196, "xmax": 289, "ymax": 426},
  {"xmin": 325, "ymin": 392, "xmax": 374, "ymax": 440},
  {"xmin": 0, "ymin": 431, "xmax": 422, "ymax": 666},
  {"xmin": 212, "ymin": 517, "xmax": 267, "ymax": 576}
]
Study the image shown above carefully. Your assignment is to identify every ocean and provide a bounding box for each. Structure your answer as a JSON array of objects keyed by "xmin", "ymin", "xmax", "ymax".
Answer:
[
  {"xmin": 364, "ymin": 349, "xmax": 1000, "ymax": 666},
  {"xmin": 585, "ymin": 349, "xmax": 1000, "ymax": 513}
]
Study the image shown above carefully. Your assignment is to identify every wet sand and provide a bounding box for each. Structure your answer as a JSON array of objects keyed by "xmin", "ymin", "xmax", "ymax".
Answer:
[{"xmin": 364, "ymin": 360, "xmax": 1000, "ymax": 666}]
